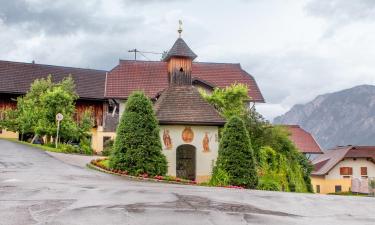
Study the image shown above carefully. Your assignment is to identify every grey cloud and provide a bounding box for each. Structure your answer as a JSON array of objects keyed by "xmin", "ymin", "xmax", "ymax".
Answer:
[
  {"xmin": 0, "ymin": 0, "xmax": 143, "ymax": 35},
  {"xmin": 305, "ymin": 0, "xmax": 375, "ymax": 22},
  {"xmin": 240, "ymin": 51, "xmax": 344, "ymax": 106},
  {"xmin": 305, "ymin": 0, "xmax": 375, "ymax": 38}
]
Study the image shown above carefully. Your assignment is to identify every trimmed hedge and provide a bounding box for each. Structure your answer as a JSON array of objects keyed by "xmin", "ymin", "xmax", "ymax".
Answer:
[
  {"xmin": 109, "ymin": 91, "xmax": 167, "ymax": 176},
  {"xmin": 212, "ymin": 116, "xmax": 258, "ymax": 188}
]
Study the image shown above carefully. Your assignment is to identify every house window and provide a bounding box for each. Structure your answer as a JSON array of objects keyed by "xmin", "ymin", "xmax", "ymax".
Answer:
[
  {"xmin": 361, "ymin": 167, "xmax": 367, "ymax": 176},
  {"xmin": 0, "ymin": 129, "xmax": 2, "ymax": 134},
  {"xmin": 316, "ymin": 185, "xmax": 320, "ymax": 193},
  {"xmin": 340, "ymin": 167, "xmax": 353, "ymax": 176},
  {"xmin": 335, "ymin": 185, "xmax": 342, "ymax": 193}
]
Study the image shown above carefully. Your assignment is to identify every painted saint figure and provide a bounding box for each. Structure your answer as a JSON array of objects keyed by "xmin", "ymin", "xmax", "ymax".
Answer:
[
  {"xmin": 203, "ymin": 132, "xmax": 210, "ymax": 152},
  {"xmin": 163, "ymin": 129, "xmax": 172, "ymax": 150}
]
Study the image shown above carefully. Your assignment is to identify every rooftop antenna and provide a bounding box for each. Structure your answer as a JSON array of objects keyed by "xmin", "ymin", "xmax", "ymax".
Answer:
[
  {"xmin": 128, "ymin": 48, "xmax": 138, "ymax": 61},
  {"xmin": 178, "ymin": 20, "xmax": 183, "ymax": 38}
]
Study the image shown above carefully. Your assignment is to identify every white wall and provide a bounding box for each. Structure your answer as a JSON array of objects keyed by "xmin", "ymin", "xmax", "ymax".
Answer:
[
  {"xmin": 159, "ymin": 125, "xmax": 219, "ymax": 178},
  {"xmin": 326, "ymin": 158, "xmax": 375, "ymax": 179},
  {"xmin": 119, "ymin": 100, "xmax": 126, "ymax": 119}
]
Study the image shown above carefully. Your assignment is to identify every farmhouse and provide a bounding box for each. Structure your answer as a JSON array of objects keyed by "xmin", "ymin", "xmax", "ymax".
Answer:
[
  {"xmin": 311, "ymin": 145, "xmax": 375, "ymax": 194},
  {"xmin": 0, "ymin": 28, "xmax": 263, "ymax": 158}
]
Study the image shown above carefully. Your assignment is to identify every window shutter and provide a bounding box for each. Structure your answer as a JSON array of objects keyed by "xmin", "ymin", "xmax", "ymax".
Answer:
[
  {"xmin": 361, "ymin": 167, "xmax": 367, "ymax": 175},
  {"xmin": 340, "ymin": 167, "xmax": 345, "ymax": 175},
  {"xmin": 340, "ymin": 167, "xmax": 353, "ymax": 175}
]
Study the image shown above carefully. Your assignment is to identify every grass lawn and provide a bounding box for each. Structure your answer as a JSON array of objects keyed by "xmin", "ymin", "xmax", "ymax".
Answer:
[
  {"xmin": 0, "ymin": 138, "xmax": 63, "ymax": 152},
  {"xmin": 0, "ymin": 137, "xmax": 92, "ymax": 155}
]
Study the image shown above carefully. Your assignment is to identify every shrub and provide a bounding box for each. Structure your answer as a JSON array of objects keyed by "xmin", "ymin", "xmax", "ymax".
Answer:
[
  {"xmin": 257, "ymin": 175, "xmax": 281, "ymax": 191},
  {"xmin": 102, "ymin": 139, "xmax": 114, "ymax": 156},
  {"xmin": 79, "ymin": 137, "xmax": 93, "ymax": 155},
  {"xmin": 212, "ymin": 116, "xmax": 258, "ymax": 188},
  {"xmin": 109, "ymin": 91, "xmax": 167, "ymax": 176},
  {"xmin": 209, "ymin": 167, "xmax": 230, "ymax": 186},
  {"xmin": 58, "ymin": 143, "xmax": 80, "ymax": 154}
]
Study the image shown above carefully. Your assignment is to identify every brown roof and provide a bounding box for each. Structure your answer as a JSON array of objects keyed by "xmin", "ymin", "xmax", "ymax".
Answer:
[
  {"xmin": 105, "ymin": 60, "xmax": 264, "ymax": 102},
  {"xmin": 284, "ymin": 125, "xmax": 323, "ymax": 154},
  {"xmin": 0, "ymin": 60, "xmax": 107, "ymax": 100},
  {"xmin": 312, "ymin": 146, "xmax": 375, "ymax": 176},
  {"xmin": 163, "ymin": 38, "xmax": 197, "ymax": 61},
  {"xmin": 154, "ymin": 85, "xmax": 226, "ymax": 125}
]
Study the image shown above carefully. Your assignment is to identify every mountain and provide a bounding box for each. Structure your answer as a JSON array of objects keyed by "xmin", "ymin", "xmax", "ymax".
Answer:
[{"xmin": 274, "ymin": 85, "xmax": 375, "ymax": 149}]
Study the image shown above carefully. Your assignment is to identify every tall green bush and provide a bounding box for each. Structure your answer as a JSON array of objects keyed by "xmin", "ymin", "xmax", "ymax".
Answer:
[
  {"xmin": 212, "ymin": 116, "xmax": 258, "ymax": 188},
  {"xmin": 109, "ymin": 91, "xmax": 167, "ymax": 176}
]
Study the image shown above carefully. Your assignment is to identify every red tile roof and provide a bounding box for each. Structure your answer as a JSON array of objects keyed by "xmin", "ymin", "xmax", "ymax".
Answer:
[
  {"xmin": 0, "ymin": 60, "xmax": 106, "ymax": 100},
  {"xmin": 312, "ymin": 146, "xmax": 375, "ymax": 175},
  {"xmin": 105, "ymin": 60, "xmax": 264, "ymax": 102},
  {"xmin": 154, "ymin": 86, "xmax": 226, "ymax": 125},
  {"xmin": 284, "ymin": 125, "xmax": 323, "ymax": 154}
]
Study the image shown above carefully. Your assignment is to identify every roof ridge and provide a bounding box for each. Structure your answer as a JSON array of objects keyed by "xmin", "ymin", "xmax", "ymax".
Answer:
[{"xmin": 0, "ymin": 59, "xmax": 107, "ymax": 72}]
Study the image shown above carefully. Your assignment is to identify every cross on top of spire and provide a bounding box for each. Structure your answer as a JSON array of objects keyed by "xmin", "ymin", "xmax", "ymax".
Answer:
[{"xmin": 178, "ymin": 20, "xmax": 183, "ymax": 37}]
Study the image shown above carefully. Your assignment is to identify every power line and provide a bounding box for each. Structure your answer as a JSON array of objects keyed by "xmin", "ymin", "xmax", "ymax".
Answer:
[{"xmin": 128, "ymin": 48, "xmax": 163, "ymax": 61}]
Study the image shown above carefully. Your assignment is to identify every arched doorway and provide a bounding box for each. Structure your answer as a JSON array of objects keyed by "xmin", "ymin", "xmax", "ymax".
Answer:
[{"xmin": 176, "ymin": 144, "xmax": 196, "ymax": 180}]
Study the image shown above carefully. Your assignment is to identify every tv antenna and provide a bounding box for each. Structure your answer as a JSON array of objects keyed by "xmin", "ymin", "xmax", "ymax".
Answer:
[{"xmin": 128, "ymin": 49, "xmax": 163, "ymax": 61}]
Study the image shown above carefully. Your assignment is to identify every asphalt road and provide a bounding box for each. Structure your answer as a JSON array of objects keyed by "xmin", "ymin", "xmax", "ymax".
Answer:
[{"xmin": 0, "ymin": 139, "xmax": 374, "ymax": 225}]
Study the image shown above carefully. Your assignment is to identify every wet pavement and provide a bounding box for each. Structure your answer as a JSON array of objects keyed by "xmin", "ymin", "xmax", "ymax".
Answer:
[{"xmin": 0, "ymin": 139, "xmax": 374, "ymax": 225}]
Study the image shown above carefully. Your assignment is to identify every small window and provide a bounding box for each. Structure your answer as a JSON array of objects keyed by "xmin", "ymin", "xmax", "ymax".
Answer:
[
  {"xmin": 179, "ymin": 67, "xmax": 184, "ymax": 72},
  {"xmin": 335, "ymin": 185, "xmax": 342, "ymax": 193},
  {"xmin": 340, "ymin": 167, "xmax": 353, "ymax": 175},
  {"xmin": 0, "ymin": 129, "xmax": 2, "ymax": 134},
  {"xmin": 361, "ymin": 167, "xmax": 367, "ymax": 176},
  {"xmin": 316, "ymin": 185, "xmax": 320, "ymax": 193}
]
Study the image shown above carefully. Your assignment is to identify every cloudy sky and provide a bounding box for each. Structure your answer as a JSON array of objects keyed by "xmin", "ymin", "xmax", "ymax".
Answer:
[{"xmin": 1, "ymin": 0, "xmax": 375, "ymax": 121}]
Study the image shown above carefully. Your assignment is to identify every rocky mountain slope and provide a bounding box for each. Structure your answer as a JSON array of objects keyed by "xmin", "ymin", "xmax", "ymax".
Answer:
[{"xmin": 274, "ymin": 85, "xmax": 375, "ymax": 149}]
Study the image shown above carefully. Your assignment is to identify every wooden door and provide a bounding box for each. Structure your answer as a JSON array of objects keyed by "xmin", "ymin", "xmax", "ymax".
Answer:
[{"xmin": 176, "ymin": 145, "xmax": 196, "ymax": 180}]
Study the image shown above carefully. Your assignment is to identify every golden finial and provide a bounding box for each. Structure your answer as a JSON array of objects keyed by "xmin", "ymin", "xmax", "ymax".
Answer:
[{"xmin": 178, "ymin": 20, "xmax": 183, "ymax": 38}]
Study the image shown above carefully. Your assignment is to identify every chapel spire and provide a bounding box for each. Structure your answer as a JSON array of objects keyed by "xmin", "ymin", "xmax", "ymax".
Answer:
[{"xmin": 164, "ymin": 20, "xmax": 197, "ymax": 86}]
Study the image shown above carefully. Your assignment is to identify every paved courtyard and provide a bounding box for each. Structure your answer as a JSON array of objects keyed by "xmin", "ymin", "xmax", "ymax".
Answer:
[{"xmin": 0, "ymin": 139, "xmax": 374, "ymax": 225}]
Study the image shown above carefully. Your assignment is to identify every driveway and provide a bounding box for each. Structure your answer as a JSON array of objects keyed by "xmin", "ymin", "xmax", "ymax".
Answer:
[{"xmin": 0, "ymin": 139, "xmax": 374, "ymax": 225}]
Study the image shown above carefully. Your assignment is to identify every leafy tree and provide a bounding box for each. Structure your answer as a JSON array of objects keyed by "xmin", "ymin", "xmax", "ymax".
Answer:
[
  {"xmin": 110, "ymin": 91, "xmax": 167, "ymax": 176},
  {"xmin": 36, "ymin": 77, "xmax": 78, "ymax": 141},
  {"xmin": 212, "ymin": 116, "xmax": 258, "ymax": 188},
  {"xmin": 200, "ymin": 83, "xmax": 249, "ymax": 118},
  {"xmin": 0, "ymin": 75, "xmax": 92, "ymax": 146}
]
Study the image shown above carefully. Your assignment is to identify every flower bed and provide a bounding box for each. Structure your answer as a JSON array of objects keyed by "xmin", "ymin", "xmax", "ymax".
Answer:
[
  {"xmin": 88, "ymin": 158, "xmax": 245, "ymax": 189},
  {"xmin": 89, "ymin": 158, "xmax": 197, "ymax": 185}
]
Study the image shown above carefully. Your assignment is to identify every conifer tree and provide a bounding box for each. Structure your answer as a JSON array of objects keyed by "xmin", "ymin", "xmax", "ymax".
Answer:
[
  {"xmin": 212, "ymin": 116, "xmax": 258, "ymax": 188},
  {"xmin": 110, "ymin": 91, "xmax": 167, "ymax": 176}
]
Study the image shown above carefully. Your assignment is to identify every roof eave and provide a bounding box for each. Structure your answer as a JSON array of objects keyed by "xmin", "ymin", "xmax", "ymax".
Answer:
[{"xmin": 158, "ymin": 120, "xmax": 226, "ymax": 126}]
